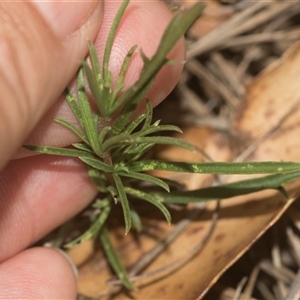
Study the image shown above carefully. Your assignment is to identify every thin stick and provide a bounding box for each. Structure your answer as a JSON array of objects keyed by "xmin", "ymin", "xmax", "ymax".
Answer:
[
  {"xmin": 186, "ymin": 59, "xmax": 240, "ymax": 108},
  {"xmin": 284, "ymin": 268, "xmax": 300, "ymax": 300},
  {"xmin": 233, "ymin": 277, "xmax": 248, "ymax": 300}
]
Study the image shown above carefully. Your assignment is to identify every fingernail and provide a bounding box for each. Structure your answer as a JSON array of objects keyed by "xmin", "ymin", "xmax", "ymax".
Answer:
[
  {"xmin": 32, "ymin": 1, "xmax": 101, "ymax": 39},
  {"xmin": 53, "ymin": 248, "xmax": 79, "ymax": 279}
]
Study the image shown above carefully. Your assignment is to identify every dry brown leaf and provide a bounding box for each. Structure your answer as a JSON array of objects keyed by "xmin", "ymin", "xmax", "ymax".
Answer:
[
  {"xmin": 76, "ymin": 41, "xmax": 300, "ymax": 300},
  {"xmin": 234, "ymin": 40, "xmax": 300, "ymax": 142},
  {"xmin": 200, "ymin": 40, "xmax": 300, "ymax": 298}
]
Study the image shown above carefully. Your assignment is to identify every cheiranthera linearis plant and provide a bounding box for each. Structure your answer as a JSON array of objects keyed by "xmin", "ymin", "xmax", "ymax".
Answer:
[{"xmin": 24, "ymin": 0, "xmax": 300, "ymax": 290}]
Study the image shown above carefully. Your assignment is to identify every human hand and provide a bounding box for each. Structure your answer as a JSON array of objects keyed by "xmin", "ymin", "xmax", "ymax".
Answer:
[{"xmin": 0, "ymin": 1, "xmax": 185, "ymax": 298}]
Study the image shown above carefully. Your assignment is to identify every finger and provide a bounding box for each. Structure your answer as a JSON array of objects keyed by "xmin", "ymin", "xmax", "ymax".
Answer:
[
  {"xmin": 0, "ymin": 155, "xmax": 95, "ymax": 262},
  {"xmin": 16, "ymin": 0, "xmax": 185, "ymax": 157},
  {"xmin": 0, "ymin": 247, "xmax": 77, "ymax": 299},
  {"xmin": 0, "ymin": 1, "xmax": 102, "ymax": 169}
]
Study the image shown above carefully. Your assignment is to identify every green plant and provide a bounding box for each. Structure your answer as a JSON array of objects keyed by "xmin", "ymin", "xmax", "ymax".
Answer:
[{"xmin": 24, "ymin": 0, "xmax": 300, "ymax": 289}]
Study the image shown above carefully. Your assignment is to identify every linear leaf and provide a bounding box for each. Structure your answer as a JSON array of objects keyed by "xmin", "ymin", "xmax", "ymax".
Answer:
[
  {"xmin": 132, "ymin": 125, "xmax": 183, "ymax": 137},
  {"xmin": 125, "ymin": 187, "xmax": 171, "ymax": 224},
  {"xmin": 105, "ymin": 136, "xmax": 194, "ymax": 152},
  {"xmin": 79, "ymin": 157, "xmax": 114, "ymax": 173},
  {"xmin": 159, "ymin": 170, "xmax": 300, "ymax": 204},
  {"xmin": 112, "ymin": 93, "xmax": 151, "ymax": 135},
  {"xmin": 142, "ymin": 99, "xmax": 153, "ymax": 130},
  {"xmin": 118, "ymin": 170, "xmax": 170, "ymax": 192},
  {"xmin": 82, "ymin": 61, "xmax": 106, "ymax": 117},
  {"xmin": 63, "ymin": 88, "xmax": 83, "ymax": 129},
  {"xmin": 103, "ymin": 0, "xmax": 130, "ymax": 80},
  {"xmin": 99, "ymin": 226, "xmax": 134, "ymax": 290},
  {"xmin": 128, "ymin": 160, "xmax": 300, "ymax": 174},
  {"xmin": 155, "ymin": 4, "xmax": 204, "ymax": 61},
  {"xmin": 54, "ymin": 118, "xmax": 88, "ymax": 144},
  {"xmin": 102, "ymin": 132, "xmax": 132, "ymax": 152},
  {"xmin": 87, "ymin": 40, "xmax": 101, "ymax": 81},
  {"xmin": 88, "ymin": 167, "xmax": 109, "ymax": 193},
  {"xmin": 23, "ymin": 145, "xmax": 95, "ymax": 159},
  {"xmin": 122, "ymin": 113, "xmax": 146, "ymax": 134},
  {"xmin": 98, "ymin": 126, "xmax": 112, "ymax": 145},
  {"xmin": 65, "ymin": 198, "xmax": 111, "ymax": 248},
  {"xmin": 130, "ymin": 207, "xmax": 142, "ymax": 232},
  {"xmin": 102, "ymin": 82, "xmax": 112, "ymax": 117},
  {"xmin": 112, "ymin": 173, "xmax": 131, "ymax": 233},
  {"xmin": 111, "ymin": 45, "xmax": 138, "ymax": 107},
  {"xmin": 112, "ymin": 142, "xmax": 154, "ymax": 164},
  {"xmin": 72, "ymin": 143, "xmax": 93, "ymax": 153},
  {"xmin": 77, "ymin": 69, "xmax": 102, "ymax": 156},
  {"xmin": 122, "ymin": 142, "xmax": 154, "ymax": 157},
  {"xmin": 136, "ymin": 136, "xmax": 194, "ymax": 151}
]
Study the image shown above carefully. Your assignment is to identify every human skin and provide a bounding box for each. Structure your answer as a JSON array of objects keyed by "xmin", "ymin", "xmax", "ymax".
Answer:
[{"xmin": 0, "ymin": 1, "xmax": 185, "ymax": 298}]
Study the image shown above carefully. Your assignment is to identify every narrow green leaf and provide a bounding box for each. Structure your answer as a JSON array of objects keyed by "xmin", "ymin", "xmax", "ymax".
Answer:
[
  {"xmin": 98, "ymin": 125, "xmax": 112, "ymax": 145},
  {"xmin": 122, "ymin": 113, "xmax": 146, "ymax": 134},
  {"xmin": 155, "ymin": 176, "xmax": 187, "ymax": 191},
  {"xmin": 141, "ymin": 99, "xmax": 153, "ymax": 130},
  {"xmin": 53, "ymin": 222, "xmax": 69, "ymax": 248},
  {"xmin": 159, "ymin": 170, "xmax": 300, "ymax": 204},
  {"xmin": 88, "ymin": 167, "xmax": 109, "ymax": 193},
  {"xmin": 23, "ymin": 145, "xmax": 95, "ymax": 159},
  {"xmin": 112, "ymin": 142, "xmax": 154, "ymax": 164},
  {"xmin": 122, "ymin": 142, "xmax": 154, "ymax": 157},
  {"xmin": 65, "ymin": 198, "xmax": 111, "ymax": 248},
  {"xmin": 77, "ymin": 69, "xmax": 103, "ymax": 157},
  {"xmin": 128, "ymin": 160, "xmax": 300, "ymax": 174},
  {"xmin": 72, "ymin": 142, "xmax": 93, "ymax": 153},
  {"xmin": 112, "ymin": 173, "xmax": 132, "ymax": 234},
  {"xmin": 132, "ymin": 124, "xmax": 183, "ymax": 137},
  {"xmin": 54, "ymin": 118, "xmax": 89, "ymax": 144},
  {"xmin": 87, "ymin": 40, "xmax": 101, "ymax": 81},
  {"xmin": 105, "ymin": 136, "xmax": 194, "ymax": 152},
  {"xmin": 155, "ymin": 4, "xmax": 204, "ymax": 62},
  {"xmin": 63, "ymin": 88, "xmax": 84, "ymax": 129},
  {"xmin": 99, "ymin": 226, "xmax": 134, "ymax": 290},
  {"xmin": 82, "ymin": 61, "xmax": 106, "ymax": 117},
  {"xmin": 111, "ymin": 45, "xmax": 138, "ymax": 107},
  {"xmin": 113, "ymin": 98, "xmax": 146, "ymax": 135},
  {"xmin": 103, "ymin": 0, "xmax": 130, "ymax": 80},
  {"xmin": 79, "ymin": 157, "xmax": 114, "ymax": 173},
  {"xmin": 125, "ymin": 187, "xmax": 171, "ymax": 224},
  {"xmin": 102, "ymin": 82, "xmax": 112, "ymax": 117},
  {"xmin": 102, "ymin": 132, "xmax": 132, "ymax": 152},
  {"xmin": 113, "ymin": 163, "xmax": 130, "ymax": 173},
  {"xmin": 133, "ymin": 136, "xmax": 194, "ymax": 151},
  {"xmin": 130, "ymin": 207, "xmax": 142, "ymax": 232},
  {"xmin": 118, "ymin": 170, "xmax": 170, "ymax": 192}
]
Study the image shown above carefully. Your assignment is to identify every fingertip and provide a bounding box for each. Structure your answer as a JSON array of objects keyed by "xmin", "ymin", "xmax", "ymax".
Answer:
[{"xmin": 0, "ymin": 247, "xmax": 77, "ymax": 299}]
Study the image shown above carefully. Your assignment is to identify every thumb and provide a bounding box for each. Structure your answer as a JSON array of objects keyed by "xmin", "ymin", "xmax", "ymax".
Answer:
[
  {"xmin": 0, "ymin": 247, "xmax": 78, "ymax": 299},
  {"xmin": 0, "ymin": 1, "xmax": 102, "ymax": 169}
]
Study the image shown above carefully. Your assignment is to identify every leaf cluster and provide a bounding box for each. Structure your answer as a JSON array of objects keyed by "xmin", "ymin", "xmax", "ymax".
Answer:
[{"xmin": 24, "ymin": 0, "xmax": 300, "ymax": 289}]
